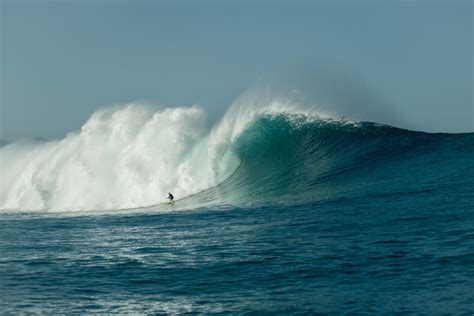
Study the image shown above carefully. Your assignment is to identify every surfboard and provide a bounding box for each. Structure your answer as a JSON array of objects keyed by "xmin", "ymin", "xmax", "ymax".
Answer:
[{"xmin": 160, "ymin": 200, "xmax": 175, "ymax": 205}]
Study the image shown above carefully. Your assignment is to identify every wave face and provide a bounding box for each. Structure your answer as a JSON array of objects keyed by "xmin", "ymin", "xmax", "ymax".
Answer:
[
  {"xmin": 205, "ymin": 114, "xmax": 474, "ymax": 206},
  {"xmin": 1, "ymin": 100, "xmax": 473, "ymax": 212}
]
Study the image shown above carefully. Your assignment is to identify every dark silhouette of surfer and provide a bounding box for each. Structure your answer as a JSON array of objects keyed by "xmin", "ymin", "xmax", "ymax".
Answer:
[{"xmin": 167, "ymin": 192, "xmax": 174, "ymax": 202}]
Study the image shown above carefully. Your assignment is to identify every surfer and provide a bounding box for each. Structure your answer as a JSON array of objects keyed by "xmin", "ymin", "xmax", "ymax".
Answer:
[{"xmin": 167, "ymin": 192, "xmax": 174, "ymax": 202}]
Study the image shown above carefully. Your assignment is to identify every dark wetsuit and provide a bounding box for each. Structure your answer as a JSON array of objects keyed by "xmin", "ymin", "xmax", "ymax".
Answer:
[{"xmin": 168, "ymin": 193, "xmax": 174, "ymax": 201}]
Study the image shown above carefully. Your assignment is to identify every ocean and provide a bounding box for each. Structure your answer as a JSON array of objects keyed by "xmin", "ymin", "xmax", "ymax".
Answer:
[{"xmin": 1, "ymin": 101, "xmax": 473, "ymax": 314}]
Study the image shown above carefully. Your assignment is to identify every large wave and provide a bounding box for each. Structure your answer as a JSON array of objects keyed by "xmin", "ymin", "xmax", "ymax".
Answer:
[{"xmin": 1, "ymin": 90, "xmax": 472, "ymax": 212}]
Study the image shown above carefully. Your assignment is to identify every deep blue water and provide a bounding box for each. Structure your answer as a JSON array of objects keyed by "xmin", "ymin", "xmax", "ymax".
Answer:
[{"xmin": 1, "ymin": 117, "xmax": 473, "ymax": 314}]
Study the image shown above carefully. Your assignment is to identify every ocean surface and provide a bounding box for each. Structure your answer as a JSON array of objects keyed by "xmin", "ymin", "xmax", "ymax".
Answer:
[{"xmin": 1, "ymin": 102, "xmax": 473, "ymax": 314}]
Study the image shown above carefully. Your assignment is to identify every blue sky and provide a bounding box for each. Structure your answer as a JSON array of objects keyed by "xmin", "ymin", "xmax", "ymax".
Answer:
[{"xmin": 1, "ymin": 1, "xmax": 472, "ymax": 140}]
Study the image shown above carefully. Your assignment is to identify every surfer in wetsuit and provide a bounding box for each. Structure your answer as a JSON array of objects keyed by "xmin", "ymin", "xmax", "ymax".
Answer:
[{"xmin": 167, "ymin": 192, "xmax": 174, "ymax": 202}]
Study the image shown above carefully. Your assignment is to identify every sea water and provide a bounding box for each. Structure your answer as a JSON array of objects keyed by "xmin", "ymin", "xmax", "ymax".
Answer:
[{"xmin": 1, "ymin": 98, "xmax": 473, "ymax": 313}]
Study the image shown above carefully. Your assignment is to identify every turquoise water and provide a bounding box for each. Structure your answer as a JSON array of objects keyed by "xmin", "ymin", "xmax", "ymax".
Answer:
[{"xmin": 1, "ymin": 116, "xmax": 473, "ymax": 313}]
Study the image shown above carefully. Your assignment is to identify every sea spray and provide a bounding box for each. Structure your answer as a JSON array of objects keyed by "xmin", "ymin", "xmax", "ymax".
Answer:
[{"xmin": 0, "ymin": 103, "xmax": 240, "ymax": 211}]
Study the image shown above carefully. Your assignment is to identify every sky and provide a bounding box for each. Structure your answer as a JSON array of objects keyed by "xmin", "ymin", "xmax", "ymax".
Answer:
[{"xmin": 0, "ymin": 0, "xmax": 472, "ymax": 140}]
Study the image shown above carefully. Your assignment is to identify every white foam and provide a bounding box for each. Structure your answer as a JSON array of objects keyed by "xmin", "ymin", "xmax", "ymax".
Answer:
[{"xmin": 0, "ymin": 103, "xmax": 242, "ymax": 211}]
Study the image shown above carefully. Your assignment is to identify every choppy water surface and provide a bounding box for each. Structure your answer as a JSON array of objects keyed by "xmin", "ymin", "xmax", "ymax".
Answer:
[{"xmin": 2, "ymin": 191, "xmax": 474, "ymax": 314}]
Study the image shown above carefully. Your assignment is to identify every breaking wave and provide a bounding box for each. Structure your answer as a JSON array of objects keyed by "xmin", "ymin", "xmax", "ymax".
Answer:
[{"xmin": 1, "ymin": 90, "xmax": 472, "ymax": 212}]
